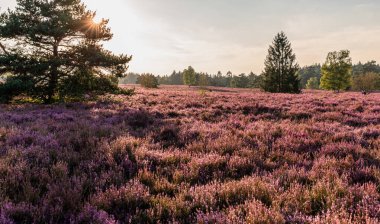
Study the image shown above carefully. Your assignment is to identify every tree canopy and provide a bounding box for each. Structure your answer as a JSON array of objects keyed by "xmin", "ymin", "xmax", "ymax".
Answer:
[
  {"xmin": 320, "ymin": 50, "xmax": 352, "ymax": 92},
  {"xmin": 183, "ymin": 66, "xmax": 196, "ymax": 87},
  {"xmin": 0, "ymin": 0, "xmax": 131, "ymax": 103},
  {"xmin": 353, "ymin": 60, "xmax": 380, "ymax": 76},
  {"xmin": 306, "ymin": 77, "xmax": 320, "ymax": 90},
  {"xmin": 261, "ymin": 32, "xmax": 300, "ymax": 93},
  {"xmin": 298, "ymin": 64, "xmax": 321, "ymax": 88},
  {"xmin": 352, "ymin": 72, "xmax": 380, "ymax": 91},
  {"xmin": 138, "ymin": 73, "xmax": 159, "ymax": 88}
]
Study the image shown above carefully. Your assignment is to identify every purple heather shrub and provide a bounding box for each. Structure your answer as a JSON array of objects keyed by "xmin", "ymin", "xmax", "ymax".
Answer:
[
  {"xmin": 0, "ymin": 202, "xmax": 35, "ymax": 224},
  {"xmin": 227, "ymin": 199, "xmax": 285, "ymax": 224},
  {"xmin": 196, "ymin": 211, "xmax": 229, "ymax": 224},
  {"xmin": 0, "ymin": 87, "xmax": 379, "ymax": 223},
  {"xmin": 72, "ymin": 205, "xmax": 117, "ymax": 224},
  {"xmin": 5, "ymin": 130, "xmax": 59, "ymax": 151},
  {"xmin": 91, "ymin": 180, "xmax": 151, "ymax": 223}
]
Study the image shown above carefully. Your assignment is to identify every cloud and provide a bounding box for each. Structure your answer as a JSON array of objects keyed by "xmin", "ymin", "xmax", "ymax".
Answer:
[{"xmin": 1, "ymin": 0, "xmax": 380, "ymax": 75}]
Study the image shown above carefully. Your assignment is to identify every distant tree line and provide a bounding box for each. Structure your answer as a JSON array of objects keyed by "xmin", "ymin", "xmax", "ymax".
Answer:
[
  {"xmin": 299, "ymin": 60, "xmax": 380, "ymax": 91},
  {"xmin": 120, "ymin": 70, "xmax": 262, "ymax": 89},
  {"xmin": 123, "ymin": 32, "xmax": 380, "ymax": 93},
  {"xmin": 1, "ymin": 0, "xmax": 378, "ymax": 103},
  {"xmin": 122, "ymin": 58, "xmax": 380, "ymax": 92}
]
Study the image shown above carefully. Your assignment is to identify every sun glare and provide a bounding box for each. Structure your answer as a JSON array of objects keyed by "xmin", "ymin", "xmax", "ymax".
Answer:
[{"xmin": 92, "ymin": 16, "xmax": 102, "ymax": 25}]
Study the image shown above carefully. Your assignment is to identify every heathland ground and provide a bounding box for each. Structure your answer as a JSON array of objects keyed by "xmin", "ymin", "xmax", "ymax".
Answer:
[{"xmin": 0, "ymin": 86, "xmax": 379, "ymax": 223}]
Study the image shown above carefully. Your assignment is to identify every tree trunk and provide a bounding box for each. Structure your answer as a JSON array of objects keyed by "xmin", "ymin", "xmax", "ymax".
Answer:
[{"xmin": 46, "ymin": 44, "xmax": 59, "ymax": 104}]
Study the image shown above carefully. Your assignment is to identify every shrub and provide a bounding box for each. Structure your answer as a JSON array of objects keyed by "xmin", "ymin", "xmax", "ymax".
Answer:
[
  {"xmin": 228, "ymin": 200, "xmax": 285, "ymax": 224},
  {"xmin": 91, "ymin": 180, "xmax": 151, "ymax": 223},
  {"xmin": 138, "ymin": 74, "xmax": 159, "ymax": 88},
  {"xmin": 1, "ymin": 87, "xmax": 380, "ymax": 223}
]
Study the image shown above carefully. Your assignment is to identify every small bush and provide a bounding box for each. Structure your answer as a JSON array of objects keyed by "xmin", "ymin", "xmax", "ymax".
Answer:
[{"xmin": 138, "ymin": 74, "xmax": 159, "ymax": 88}]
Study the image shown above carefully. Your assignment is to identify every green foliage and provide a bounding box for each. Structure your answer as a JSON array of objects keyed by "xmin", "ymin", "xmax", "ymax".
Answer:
[
  {"xmin": 0, "ymin": 75, "xmax": 33, "ymax": 103},
  {"xmin": 0, "ymin": 0, "xmax": 131, "ymax": 103},
  {"xmin": 230, "ymin": 78, "xmax": 237, "ymax": 88},
  {"xmin": 298, "ymin": 64, "xmax": 321, "ymax": 88},
  {"xmin": 212, "ymin": 71, "xmax": 226, "ymax": 87},
  {"xmin": 59, "ymin": 69, "xmax": 121, "ymax": 98},
  {"xmin": 183, "ymin": 66, "xmax": 196, "ymax": 87},
  {"xmin": 198, "ymin": 73, "xmax": 209, "ymax": 89},
  {"xmin": 248, "ymin": 72, "xmax": 262, "ymax": 88},
  {"xmin": 233, "ymin": 74, "xmax": 250, "ymax": 88},
  {"xmin": 306, "ymin": 77, "xmax": 320, "ymax": 90},
  {"xmin": 320, "ymin": 50, "xmax": 352, "ymax": 92},
  {"xmin": 261, "ymin": 32, "xmax": 301, "ymax": 93},
  {"xmin": 115, "ymin": 87, "xmax": 135, "ymax": 96},
  {"xmin": 353, "ymin": 60, "xmax": 380, "ymax": 76},
  {"xmin": 156, "ymin": 70, "xmax": 262, "ymax": 89},
  {"xmin": 159, "ymin": 70, "xmax": 184, "ymax": 85},
  {"xmin": 352, "ymin": 72, "xmax": 380, "ymax": 91},
  {"xmin": 138, "ymin": 73, "xmax": 159, "ymax": 88}
]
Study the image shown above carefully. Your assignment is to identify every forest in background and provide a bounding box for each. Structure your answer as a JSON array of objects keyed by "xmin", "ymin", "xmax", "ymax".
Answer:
[{"xmin": 121, "ymin": 60, "xmax": 380, "ymax": 91}]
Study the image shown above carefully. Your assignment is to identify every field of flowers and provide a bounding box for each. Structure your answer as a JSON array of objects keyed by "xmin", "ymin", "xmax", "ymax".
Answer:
[{"xmin": 0, "ymin": 86, "xmax": 379, "ymax": 223}]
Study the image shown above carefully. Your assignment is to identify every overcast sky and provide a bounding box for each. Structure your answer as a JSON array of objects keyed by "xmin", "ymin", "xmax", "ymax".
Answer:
[{"xmin": 1, "ymin": 0, "xmax": 380, "ymax": 75}]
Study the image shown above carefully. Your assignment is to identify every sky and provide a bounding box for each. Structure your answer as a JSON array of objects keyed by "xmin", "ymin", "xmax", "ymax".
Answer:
[{"xmin": 1, "ymin": 0, "xmax": 380, "ymax": 75}]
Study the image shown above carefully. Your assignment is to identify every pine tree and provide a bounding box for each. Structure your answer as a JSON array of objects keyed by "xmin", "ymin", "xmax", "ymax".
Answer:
[
  {"xmin": 320, "ymin": 50, "xmax": 352, "ymax": 92},
  {"xmin": 0, "ymin": 0, "xmax": 131, "ymax": 103},
  {"xmin": 261, "ymin": 32, "xmax": 300, "ymax": 93}
]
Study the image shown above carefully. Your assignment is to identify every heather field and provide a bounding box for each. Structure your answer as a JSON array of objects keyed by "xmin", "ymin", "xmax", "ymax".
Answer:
[{"xmin": 0, "ymin": 86, "xmax": 380, "ymax": 224}]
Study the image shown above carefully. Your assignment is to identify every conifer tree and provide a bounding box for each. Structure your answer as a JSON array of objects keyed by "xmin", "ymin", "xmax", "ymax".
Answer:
[
  {"xmin": 0, "ymin": 0, "xmax": 131, "ymax": 103},
  {"xmin": 261, "ymin": 32, "xmax": 300, "ymax": 93}
]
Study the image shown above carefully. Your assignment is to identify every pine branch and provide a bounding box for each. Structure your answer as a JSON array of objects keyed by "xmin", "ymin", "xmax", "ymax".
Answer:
[{"xmin": 0, "ymin": 42, "xmax": 9, "ymax": 55}]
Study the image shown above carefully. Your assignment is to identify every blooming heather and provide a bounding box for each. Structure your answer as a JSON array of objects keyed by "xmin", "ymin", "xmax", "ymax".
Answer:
[{"xmin": 0, "ymin": 87, "xmax": 379, "ymax": 223}]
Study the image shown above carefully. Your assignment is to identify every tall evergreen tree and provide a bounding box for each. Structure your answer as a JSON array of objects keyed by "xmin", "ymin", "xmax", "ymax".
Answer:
[
  {"xmin": 0, "ymin": 0, "xmax": 131, "ymax": 103},
  {"xmin": 261, "ymin": 32, "xmax": 300, "ymax": 93}
]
